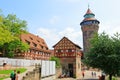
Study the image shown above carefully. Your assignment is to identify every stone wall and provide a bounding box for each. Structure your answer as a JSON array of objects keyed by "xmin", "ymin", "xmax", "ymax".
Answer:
[
  {"xmin": 22, "ymin": 64, "xmax": 41, "ymax": 80},
  {"xmin": 56, "ymin": 67, "xmax": 62, "ymax": 78}
]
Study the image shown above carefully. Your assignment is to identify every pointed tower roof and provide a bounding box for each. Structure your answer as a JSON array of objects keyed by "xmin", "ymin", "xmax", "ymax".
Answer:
[
  {"xmin": 86, "ymin": 8, "xmax": 93, "ymax": 14},
  {"xmin": 83, "ymin": 8, "xmax": 96, "ymax": 21},
  {"xmin": 80, "ymin": 7, "xmax": 100, "ymax": 25}
]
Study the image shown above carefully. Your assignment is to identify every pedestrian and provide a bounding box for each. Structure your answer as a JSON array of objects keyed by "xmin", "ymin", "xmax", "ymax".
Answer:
[
  {"xmin": 91, "ymin": 71, "xmax": 94, "ymax": 77},
  {"xmin": 101, "ymin": 75, "xmax": 105, "ymax": 80},
  {"xmin": 98, "ymin": 75, "xmax": 101, "ymax": 80},
  {"xmin": 10, "ymin": 70, "xmax": 16, "ymax": 80},
  {"xmin": 16, "ymin": 71, "xmax": 20, "ymax": 80},
  {"xmin": 82, "ymin": 71, "xmax": 85, "ymax": 78},
  {"xmin": 94, "ymin": 72, "xmax": 96, "ymax": 77}
]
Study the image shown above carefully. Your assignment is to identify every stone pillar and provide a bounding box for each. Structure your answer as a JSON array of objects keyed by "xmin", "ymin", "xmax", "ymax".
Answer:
[{"xmin": 22, "ymin": 64, "xmax": 41, "ymax": 80}]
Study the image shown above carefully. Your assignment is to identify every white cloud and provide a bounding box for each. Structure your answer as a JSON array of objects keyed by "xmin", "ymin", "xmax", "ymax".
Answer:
[
  {"xmin": 99, "ymin": 22, "xmax": 120, "ymax": 36},
  {"xmin": 49, "ymin": 16, "xmax": 60, "ymax": 25},
  {"xmin": 37, "ymin": 28, "xmax": 60, "ymax": 49},
  {"xmin": 59, "ymin": 27, "xmax": 83, "ymax": 47},
  {"xmin": 37, "ymin": 26, "xmax": 83, "ymax": 49}
]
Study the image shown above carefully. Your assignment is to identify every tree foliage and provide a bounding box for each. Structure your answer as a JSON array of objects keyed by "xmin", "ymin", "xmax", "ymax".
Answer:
[
  {"xmin": 0, "ymin": 27, "xmax": 14, "ymax": 45},
  {"xmin": 3, "ymin": 14, "xmax": 27, "ymax": 36},
  {"xmin": 50, "ymin": 56, "xmax": 61, "ymax": 68},
  {"xmin": 83, "ymin": 32, "xmax": 120, "ymax": 80},
  {"xmin": 0, "ymin": 12, "xmax": 29, "ymax": 57}
]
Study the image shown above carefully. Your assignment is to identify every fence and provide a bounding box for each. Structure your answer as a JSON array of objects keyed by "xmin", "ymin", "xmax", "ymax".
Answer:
[{"xmin": 0, "ymin": 57, "xmax": 55, "ymax": 77}]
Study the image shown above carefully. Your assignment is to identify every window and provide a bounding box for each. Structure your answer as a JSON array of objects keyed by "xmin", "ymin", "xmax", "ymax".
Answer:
[
  {"xmin": 66, "ymin": 50, "xmax": 68, "ymax": 52},
  {"xmin": 68, "ymin": 49, "xmax": 72, "ymax": 52},
  {"xmin": 36, "ymin": 51, "xmax": 38, "ymax": 54},
  {"xmin": 33, "ymin": 42, "xmax": 37, "ymax": 47},
  {"xmin": 37, "ymin": 40, "xmax": 40, "ymax": 42},
  {"xmin": 61, "ymin": 50, "xmax": 63, "ymax": 52},
  {"xmin": 29, "ymin": 37, "xmax": 33, "ymax": 40},
  {"xmin": 41, "ymin": 46, "xmax": 43, "ymax": 49},
  {"xmin": 46, "ymin": 47, "xmax": 48, "ymax": 50},
  {"xmin": 25, "ymin": 40, "xmax": 30, "ymax": 45},
  {"xmin": 58, "ymin": 49, "xmax": 61, "ymax": 53},
  {"xmin": 72, "ymin": 50, "xmax": 74, "ymax": 52},
  {"xmin": 56, "ymin": 50, "xmax": 58, "ymax": 52}
]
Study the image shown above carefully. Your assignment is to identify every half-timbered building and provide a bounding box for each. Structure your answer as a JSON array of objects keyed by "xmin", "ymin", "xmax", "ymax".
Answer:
[
  {"xmin": 53, "ymin": 37, "xmax": 83, "ymax": 78},
  {"xmin": 16, "ymin": 33, "xmax": 51, "ymax": 60}
]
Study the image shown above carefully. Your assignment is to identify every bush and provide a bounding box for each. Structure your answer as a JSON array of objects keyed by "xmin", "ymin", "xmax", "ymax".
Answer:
[{"xmin": 50, "ymin": 56, "xmax": 61, "ymax": 68}]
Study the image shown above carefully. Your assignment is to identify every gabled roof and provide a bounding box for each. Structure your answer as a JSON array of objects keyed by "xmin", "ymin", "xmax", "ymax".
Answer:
[{"xmin": 53, "ymin": 36, "xmax": 81, "ymax": 49}]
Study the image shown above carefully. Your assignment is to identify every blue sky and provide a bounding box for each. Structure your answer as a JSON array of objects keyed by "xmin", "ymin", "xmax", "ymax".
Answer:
[{"xmin": 0, "ymin": 0, "xmax": 120, "ymax": 49}]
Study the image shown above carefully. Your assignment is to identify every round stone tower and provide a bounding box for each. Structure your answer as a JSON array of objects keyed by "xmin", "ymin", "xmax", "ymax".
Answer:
[{"xmin": 80, "ymin": 8, "xmax": 100, "ymax": 53}]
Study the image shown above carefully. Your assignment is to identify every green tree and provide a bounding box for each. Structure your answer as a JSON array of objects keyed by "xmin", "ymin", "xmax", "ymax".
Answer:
[
  {"xmin": 3, "ymin": 14, "xmax": 27, "ymax": 36},
  {"xmin": 50, "ymin": 56, "xmax": 61, "ymax": 68},
  {"xmin": 0, "ymin": 27, "xmax": 14, "ymax": 45},
  {"xmin": 83, "ymin": 32, "xmax": 120, "ymax": 80},
  {"xmin": 3, "ymin": 39, "xmax": 29, "ymax": 58},
  {"xmin": 0, "ymin": 13, "xmax": 29, "ymax": 57}
]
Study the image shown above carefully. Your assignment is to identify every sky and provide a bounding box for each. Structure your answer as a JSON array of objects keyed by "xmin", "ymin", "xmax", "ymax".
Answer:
[{"xmin": 0, "ymin": 0, "xmax": 120, "ymax": 49}]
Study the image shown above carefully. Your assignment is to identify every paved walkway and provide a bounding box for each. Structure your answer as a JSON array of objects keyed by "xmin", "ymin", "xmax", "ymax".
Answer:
[
  {"xmin": 81, "ymin": 70, "xmax": 101, "ymax": 80},
  {"xmin": 55, "ymin": 70, "xmax": 101, "ymax": 80}
]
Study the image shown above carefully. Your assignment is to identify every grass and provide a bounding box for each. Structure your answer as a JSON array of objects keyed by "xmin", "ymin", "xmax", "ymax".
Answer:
[
  {"xmin": 106, "ymin": 76, "xmax": 120, "ymax": 80},
  {"xmin": 0, "ymin": 68, "xmax": 27, "ymax": 80}
]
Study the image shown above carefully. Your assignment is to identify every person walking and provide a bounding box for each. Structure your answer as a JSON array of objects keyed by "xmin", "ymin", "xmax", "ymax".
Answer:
[
  {"xmin": 91, "ymin": 71, "xmax": 94, "ymax": 77},
  {"xmin": 10, "ymin": 70, "xmax": 16, "ymax": 80},
  {"xmin": 94, "ymin": 72, "xmax": 96, "ymax": 77},
  {"xmin": 16, "ymin": 71, "xmax": 20, "ymax": 80},
  {"xmin": 82, "ymin": 71, "xmax": 85, "ymax": 78}
]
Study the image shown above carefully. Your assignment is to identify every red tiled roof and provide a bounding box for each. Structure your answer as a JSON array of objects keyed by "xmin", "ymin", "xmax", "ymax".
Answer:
[{"xmin": 20, "ymin": 33, "xmax": 49, "ymax": 52}]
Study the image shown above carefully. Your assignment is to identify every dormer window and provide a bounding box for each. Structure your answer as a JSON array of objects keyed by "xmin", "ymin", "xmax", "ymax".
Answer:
[
  {"xmin": 25, "ymin": 40, "xmax": 30, "ymax": 45},
  {"xmin": 41, "ymin": 46, "xmax": 43, "ymax": 49},
  {"xmin": 33, "ymin": 42, "xmax": 37, "ymax": 47},
  {"xmin": 42, "ymin": 42, "xmax": 45, "ymax": 44},
  {"xmin": 29, "ymin": 37, "xmax": 33, "ymax": 40},
  {"xmin": 37, "ymin": 40, "xmax": 40, "ymax": 43},
  {"xmin": 46, "ymin": 47, "xmax": 48, "ymax": 50}
]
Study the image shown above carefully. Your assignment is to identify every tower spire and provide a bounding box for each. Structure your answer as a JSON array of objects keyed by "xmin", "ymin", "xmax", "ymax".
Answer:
[{"xmin": 88, "ymin": 4, "xmax": 90, "ymax": 9}]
